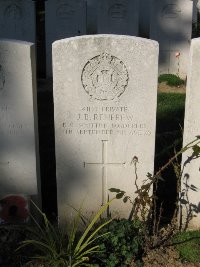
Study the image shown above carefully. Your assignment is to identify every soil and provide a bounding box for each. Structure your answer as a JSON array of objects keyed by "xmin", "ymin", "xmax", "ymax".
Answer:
[
  {"xmin": 158, "ymin": 82, "xmax": 186, "ymax": 94},
  {"xmin": 131, "ymin": 246, "xmax": 200, "ymax": 267}
]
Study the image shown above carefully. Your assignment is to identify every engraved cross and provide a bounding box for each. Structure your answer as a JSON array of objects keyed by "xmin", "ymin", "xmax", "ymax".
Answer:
[{"xmin": 84, "ymin": 140, "xmax": 125, "ymax": 205}]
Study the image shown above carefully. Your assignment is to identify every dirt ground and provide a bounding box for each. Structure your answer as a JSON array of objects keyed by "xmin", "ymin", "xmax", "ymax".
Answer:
[
  {"xmin": 158, "ymin": 82, "xmax": 186, "ymax": 94},
  {"xmin": 131, "ymin": 246, "xmax": 200, "ymax": 267}
]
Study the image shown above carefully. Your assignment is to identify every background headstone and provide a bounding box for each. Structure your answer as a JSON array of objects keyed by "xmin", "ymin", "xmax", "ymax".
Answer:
[
  {"xmin": 150, "ymin": 0, "xmax": 193, "ymax": 79},
  {"xmin": 0, "ymin": 0, "xmax": 36, "ymax": 42},
  {"xmin": 0, "ymin": 39, "xmax": 40, "ymax": 223},
  {"xmin": 139, "ymin": 0, "xmax": 152, "ymax": 38},
  {"xmin": 53, "ymin": 35, "xmax": 158, "ymax": 222},
  {"xmin": 87, "ymin": 0, "xmax": 97, "ymax": 34},
  {"xmin": 45, "ymin": 0, "xmax": 87, "ymax": 77},
  {"xmin": 97, "ymin": 0, "xmax": 139, "ymax": 35},
  {"xmin": 181, "ymin": 38, "xmax": 200, "ymax": 230}
]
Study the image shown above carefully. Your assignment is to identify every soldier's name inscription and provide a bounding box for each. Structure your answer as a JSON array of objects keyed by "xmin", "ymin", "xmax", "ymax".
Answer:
[{"xmin": 61, "ymin": 105, "xmax": 151, "ymax": 136}]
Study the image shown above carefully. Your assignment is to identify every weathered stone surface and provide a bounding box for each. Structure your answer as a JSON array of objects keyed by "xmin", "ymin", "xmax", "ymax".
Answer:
[
  {"xmin": 150, "ymin": 0, "xmax": 193, "ymax": 79},
  {"xmin": 0, "ymin": 40, "xmax": 40, "ymax": 209},
  {"xmin": 97, "ymin": 0, "xmax": 139, "ymax": 35},
  {"xmin": 53, "ymin": 35, "xmax": 158, "ymax": 222},
  {"xmin": 181, "ymin": 38, "xmax": 200, "ymax": 230},
  {"xmin": 45, "ymin": 0, "xmax": 86, "ymax": 76},
  {"xmin": 0, "ymin": 0, "xmax": 35, "ymax": 42}
]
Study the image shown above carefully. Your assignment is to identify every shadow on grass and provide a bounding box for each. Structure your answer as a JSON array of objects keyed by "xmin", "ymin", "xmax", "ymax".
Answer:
[{"xmin": 154, "ymin": 92, "xmax": 186, "ymax": 223}]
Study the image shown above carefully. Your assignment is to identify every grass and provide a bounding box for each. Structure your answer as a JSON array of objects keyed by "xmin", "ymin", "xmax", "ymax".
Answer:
[
  {"xmin": 156, "ymin": 92, "xmax": 186, "ymax": 160},
  {"xmin": 155, "ymin": 92, "xmax": 186, "ymax": 223},
  {"xmin": 158, "ymin": 74, "xmax": 185, "ymax": 87},
  {"xmin": 174, "ymin": 230, "xmax": 200, "ymax": 262},
  {"xmin": 156, "ymin": 92, "xmax": 186, "ymax": 134},
  {"xmin": 155, "ymin": 92, "xmax": 186, "ymax": 163}
]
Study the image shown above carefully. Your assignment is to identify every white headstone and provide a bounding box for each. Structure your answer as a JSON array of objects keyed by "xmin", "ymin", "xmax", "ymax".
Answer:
[
  {"xmin": 150, "ymin": 0, "xmax": 193, "ymax": 79},
  {"xmin": 181, "ymin": 38, "xmax": 200, "ymax": 230},
  {"xmin": 0, "ymin": 0, "xmax": 36, "ymax": 42},
  {"xmin": 45, "ymin": 0, "xmax": 87, "ymax": 77},
  {"xmin": 53, "ymin": 35, "xmax": 158, "ymax": 222},
  {"xmin": 97, "ymin": 0, "xmax": 139, "ymax": 35},
  {"xmin": 0, "ymin": 40, "xmax": 40, "ymax": 212}
]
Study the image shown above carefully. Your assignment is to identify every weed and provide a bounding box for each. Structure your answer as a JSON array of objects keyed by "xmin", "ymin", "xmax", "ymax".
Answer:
[
  {"xmin": 17, "ymin": 200, "xmax": 113, "ymax": 267},
  {"xmin": 92, "ymin": 219, "xmax": 144, "ymax": 266},
  {"xmin": 109, "ymin": 137, "xmax": 200, "ymax": 252}
]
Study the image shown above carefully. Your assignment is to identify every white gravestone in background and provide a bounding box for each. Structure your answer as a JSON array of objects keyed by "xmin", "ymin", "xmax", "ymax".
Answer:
[
  {"xmin": 150, "ymin": 0, "xmax": 193, "ymax": 79},
  {"xmin": 45, "ymin": 0, "xmax": 86, "ymax": 77},
  {"xmin": 0, "ymin": 0, "xmax": 36, "ymax": 42},
  {"xmin": 97, "ymin": 0, "xmax": 139, "ymax": 35},
  {"xmin": 0, "ymin": 40, "xmax": 40, "ymax": 209},
  {"xmin": 181, "ymin": 38, "xmax": 200, "ymax": 230},
  {"xmin": 87, "ymin": 0, "xmax": 97, "ymax": 34},
  {"xmin": 53, "ymin": 35, "xmax": 158, "ymax": 222}
]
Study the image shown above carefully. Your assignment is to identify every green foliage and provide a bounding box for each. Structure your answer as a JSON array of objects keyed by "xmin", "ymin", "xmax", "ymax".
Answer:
[
  {"xmin": 155, "ymin": 92, "xmax": 186, "ymax": 222},
  {"xmin": 108, "ymin": 137, "xmax": 200, "ymax": 251},
  {"xmin": 92, "ymin": 219, "xmax": 144, "ymax": 267},
  {"xmin": 158, "ymin": 74, "xmax": 185, "ymax": 87},
  {"xmin": 17, "ymin": 200, "xmax": 113, "ymax": 267},
  {"xmin": 156, "ymin": 93, "xmax": 185, "ymax": 133},
  {"xmin": 156, "ymin": 92, "xmax": 185, "ymax": 161},
  {"xmin": 174, "ymin": 230, "xmax": 200, "ymax": 262}
]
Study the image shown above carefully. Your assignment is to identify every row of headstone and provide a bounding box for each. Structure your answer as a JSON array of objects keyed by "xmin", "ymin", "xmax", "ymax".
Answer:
[
  {"xmin": 0, "ymin": 0, "xmax": 196, "ymax": 78},
  {"xmin": 0, "ymin": 35, "xmax": 158, "ymax": 223},
  {"xmin": 52, "ymin": 34, "xmax": 200, "ymax": 228},
  {"xmin": 0, "ymin": 35, "xmax": 157, "ymax": 222},
  {"xmin": 1, "ymin": 35, "xmax": 200, "ymax": 229}
]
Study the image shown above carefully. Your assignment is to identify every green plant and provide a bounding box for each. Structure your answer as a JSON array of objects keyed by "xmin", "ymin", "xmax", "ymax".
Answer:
[
  {"xmin": 92, "ymin": 219, "xmax": 144, "ymax": 267},
  {"xmin": 173, "ymin": 230, "xmax": 200, "ymax": 262},
  {"xmin": 109, "ymin": 137, "xmax": 200, "ymax": 250},
  {"xmin": 17, "ymin": 200, "xmax": 113, "ymax": 267},
  {"xmin": 158, "ymin": 74, "xmax": 185, "ymax": 87}
]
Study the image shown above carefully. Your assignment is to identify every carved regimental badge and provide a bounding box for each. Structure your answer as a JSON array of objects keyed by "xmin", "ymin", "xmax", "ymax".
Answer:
[
  {"xmin": 81, "ymin": 53, "xmax": 129, "ymax": 101},
  {"xmin": 0, "ymin": 65, "xmax": 5, "ymax": 91}
]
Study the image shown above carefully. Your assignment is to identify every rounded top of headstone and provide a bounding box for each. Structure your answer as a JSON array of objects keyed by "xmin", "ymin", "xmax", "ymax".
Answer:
[{"xmin": 52, "ymin": 34, "xmax": 159, "ymax": 49}]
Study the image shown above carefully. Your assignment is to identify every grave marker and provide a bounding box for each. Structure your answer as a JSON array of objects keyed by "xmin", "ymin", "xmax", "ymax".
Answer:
[
  {"xmin": 53, "ymin": 35, "xmax": 158, "ymax": 222},
  {"xmin": 0, "ymin": 39, "xmax": 40, "ymax": 223},
  {"xmin": 150, "ymin": 0, "xmax": 193, "ymax": 78},
  {"xmin": 0, "ymin": 0, "xmax": 36, "ymax": 42},
  {"xmin": 181, "ymin": 38, "xmax": 200, "ymax": 230},
  {"xmin": 45, "ymin": 0, "xmax": 86, "ymax": 76},
  {"xmin": 97, "ymin": 0, "xmax": 139, "ymax": 35}
]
